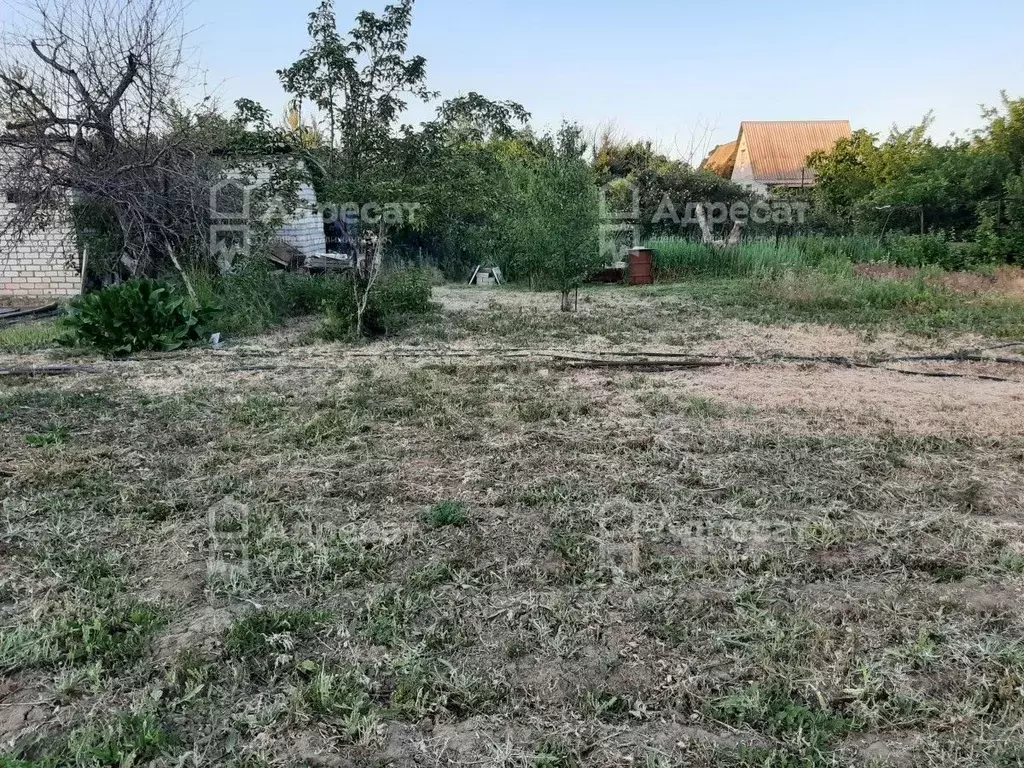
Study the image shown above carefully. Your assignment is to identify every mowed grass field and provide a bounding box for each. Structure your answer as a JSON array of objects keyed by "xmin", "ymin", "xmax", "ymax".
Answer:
[{"xmin": 2, "ymin": 283, "xmax": 1024, "ymax": 767}]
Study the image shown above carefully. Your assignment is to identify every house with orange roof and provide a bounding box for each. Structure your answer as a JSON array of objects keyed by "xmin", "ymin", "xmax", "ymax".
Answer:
[{"xmin": 700, "ymin": 120, "xmax": 852, "ymax": 196}]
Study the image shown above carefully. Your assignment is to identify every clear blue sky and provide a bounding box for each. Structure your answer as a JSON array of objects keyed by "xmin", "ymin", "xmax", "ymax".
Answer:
[{"xmin": 188, "ymin": 0, "xmax": 1023, "ymax": 158}]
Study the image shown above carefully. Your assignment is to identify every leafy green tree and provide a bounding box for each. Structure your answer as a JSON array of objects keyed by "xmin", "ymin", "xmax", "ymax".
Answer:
[
  {"xmin": 502, "ymin": 124, "xmax": 601, "ymax": 310},
  {"xmin": 279, "ymin": 0, "xmax": 435, "ymax": 195},
  {"xmin": 593, "ymin": 137, "xmax": 664, "ymax": 186},
  {"xmin": 384, "ymin": 94, "xmax": 532, "ymax": 277},
  {"xmin": 807, "ymin": 112, "xmax": 1013, "ymax": 237},
  {"xmin": 976, "ymin": 92, "xmax": 1024, "ymax": 171},
  {"xmin": 806, "ymin": 129, "xmax": 880, "ymax": 210},
  {"xmin": 592, "ymin": 134, "xmax": 751, "ymax": 241},
  {"xmin": 274, "ymin": 0, "xmax": 439, "ymax": 331}
]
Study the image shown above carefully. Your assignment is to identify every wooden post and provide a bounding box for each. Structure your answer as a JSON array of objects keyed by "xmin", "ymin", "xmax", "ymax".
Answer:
[{"xmin": 79, "ymin": 244, "xmax": 89, "ymax": 295}]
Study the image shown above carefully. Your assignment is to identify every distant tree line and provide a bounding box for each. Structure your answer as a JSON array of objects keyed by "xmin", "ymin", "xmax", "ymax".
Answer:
[
  {"xmin": 804, "ymin": 97, "xmax": 1024, "ymax": 262},
  {"xmin": 4, "ymin": 0, "xmax": 1020, "ymax": 297}
]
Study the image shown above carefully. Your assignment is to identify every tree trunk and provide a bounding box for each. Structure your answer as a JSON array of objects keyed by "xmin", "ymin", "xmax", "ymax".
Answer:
[{"xmin": 560, "ymin": 290, "xmax": 574, "ymax": 312}]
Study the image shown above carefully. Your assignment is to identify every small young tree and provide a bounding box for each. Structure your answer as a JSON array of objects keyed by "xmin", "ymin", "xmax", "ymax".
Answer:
[
  {"xmin": 277, "ymin": 0, "xmax": 436, "ymax": 326},
  {"xmin": 506, "ymin": 124, "xmax": 601, "ymax": 311}
]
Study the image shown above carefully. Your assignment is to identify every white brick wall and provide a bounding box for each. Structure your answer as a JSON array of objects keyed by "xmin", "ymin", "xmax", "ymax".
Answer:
[
  {"xmin": 0, "ymin": 202, "xmax": 81, "ymax": 300},
  {"xmin": 274, "ymin": 182, "xmax": 326, "ymax": 258},
  {"xmin": 222, "ymin": 167, "xmax": 326, "ymax": 259},
  {"xmin": 1, "ymin": 160, "xmax": 325, "ymax": 301}
]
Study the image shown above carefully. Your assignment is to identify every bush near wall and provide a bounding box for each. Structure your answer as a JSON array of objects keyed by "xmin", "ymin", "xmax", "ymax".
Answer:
[
  {"xmin": 191, "ymin": 265, "xmax": 342, "ymax": 336},
  {"xmin": 322, "ymin": 269, "xmax": 434, "ymax": 339},
  {"xmin": 61, "ymin": 279, "xmax": 211, "ymax": 355}
]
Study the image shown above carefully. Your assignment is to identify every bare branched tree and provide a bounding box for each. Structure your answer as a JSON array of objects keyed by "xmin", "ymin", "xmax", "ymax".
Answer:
[
  {"xmin": 673, "ymin": 116, "xmax": 721, "ymax": 168},
  {"xmin": 0, "ymin": 0, "xmax": 218, "ymax": 279}
]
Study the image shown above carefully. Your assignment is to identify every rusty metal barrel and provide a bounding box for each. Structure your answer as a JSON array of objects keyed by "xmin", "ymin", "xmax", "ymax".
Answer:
[{"xmin": 628, "ymin": 248, "xmax": 654, "ymax": 286}]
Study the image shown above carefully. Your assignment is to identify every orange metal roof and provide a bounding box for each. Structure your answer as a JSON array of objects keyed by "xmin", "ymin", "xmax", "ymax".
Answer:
[
  {"xmin": 699, "ymin": 141, "xmax": 738, "ymax": 178},
  {"xmin": 740, "ymin": 120, "xmax": 851, "ymax": 184}
]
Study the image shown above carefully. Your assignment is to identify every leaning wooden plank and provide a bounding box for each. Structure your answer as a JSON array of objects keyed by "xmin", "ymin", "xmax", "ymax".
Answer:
[
  {"xmin": 0, "ymin": 303, "xmax": 59, "ymax": 324},
  {"xmin": 268, "ymin": 240, "xmax": 305, "ymax": 269}
]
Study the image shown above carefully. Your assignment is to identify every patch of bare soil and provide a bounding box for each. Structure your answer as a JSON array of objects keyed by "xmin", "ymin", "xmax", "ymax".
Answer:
[
  {"xmin": 842, "ymin": 732, "xmax": 924, "ymax": 766},
  {"xmin": 0, "ymin": 678, "xmax": 49, "ymax": 748},
  {"xmin": 152, "ymin": 606, "xmax": 235, "ymax": 665},
  {"xmin": 682, "ymin": 319, "xmax": 966, "ymax": 359},
  {"xmin": 660, "ymin": 365, "xmax": 1024, "ymax": 437}
]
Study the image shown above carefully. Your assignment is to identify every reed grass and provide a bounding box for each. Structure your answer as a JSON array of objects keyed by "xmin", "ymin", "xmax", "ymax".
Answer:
[{"xmin": 647, "ymin": 237, "xmax": 811, "ymax": 279}]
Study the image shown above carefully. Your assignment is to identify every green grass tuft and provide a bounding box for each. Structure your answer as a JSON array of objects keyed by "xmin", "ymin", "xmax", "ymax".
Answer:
[
  {"xmin": 427, "ymin": 500, "xmax": 469, "ymax": 527},
  {"xmin": 226, "ymin": 609, "xmax": 332, "ymax": 657},
  {"xmin": 0, "ymin": 321, "xmax": 61, "ymax": 353}
]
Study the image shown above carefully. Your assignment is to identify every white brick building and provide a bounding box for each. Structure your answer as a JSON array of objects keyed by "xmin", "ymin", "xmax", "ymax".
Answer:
[
  {"xmin": 0, "ymin": 199, "xmax": 81, "ymax": 301},
  {"xmin": 272, "ymin": 180, "xmax": 326, "ymax": 258},
  {"xmin": 218, "ymin": 166, "xmax": 326, "ymax": 261},
  {"xmin": 2, "ymin": 166, "xmax": 326, "ymax": 302}
]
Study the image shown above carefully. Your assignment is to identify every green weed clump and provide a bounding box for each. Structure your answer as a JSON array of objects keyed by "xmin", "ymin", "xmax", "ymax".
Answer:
[
  {"xmin": 885, "ymin": 234, "xmax": 957, "ymax": 270},
  {"xmin": 226, "ymin": 609, "xmax": 332, "ymax": 657},
  {"xmin": 322, "ymin": 268, "xmax": 434, "ymax": 339},
  {"xmin": 0, "ymin": 712, "xmax": 175, "ymax": 767},
  {"xmin": 61, "ymin": 279, "xmax": 211, "ymax": 356},
  {"xmin": 789, "ymin": 234, "xmax": 885, "ymax": 265},
  {"xmin": 427, "ymin": 501, "xmax": 469, "ymax": 528},
  {"xmin": 190, "ymin": 263, "xmax": 342, "ymax": 335},
  {"xmin": 0, "ymin": 603, "xmax": 164, "ymax": 673}
]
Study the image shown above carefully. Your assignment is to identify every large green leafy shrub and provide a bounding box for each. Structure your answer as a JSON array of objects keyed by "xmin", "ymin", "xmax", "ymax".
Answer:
[
  {"xmin": 322, "ymin": 269, "xmax": 434, "ymax": 339},
  {"xmin": 62, "ymin": 279, "xmax": 210, "ymax": 355}
]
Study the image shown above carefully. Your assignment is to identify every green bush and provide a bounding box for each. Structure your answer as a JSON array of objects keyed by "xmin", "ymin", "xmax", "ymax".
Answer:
[
  {"xmin": 61, "ymin": 279, "xmax": 210, "ymax": 355},
  {"xmin": 791, "ymin": 235, "xmax": 885, "ymax": 265},
  {"xmin": 190, "ymin": 264, "xmax": 342, "ymax": 335},
  {"xmin": 884, "ymin": 234, "xmax": 956, "ymax": 269},
  {"xmin": 323, "ymin": 269, "xmax": 434, "ymax": 339},
  {"xmin": 964, "ymin": 218, "xmax": 1024, "ymax": 268}
]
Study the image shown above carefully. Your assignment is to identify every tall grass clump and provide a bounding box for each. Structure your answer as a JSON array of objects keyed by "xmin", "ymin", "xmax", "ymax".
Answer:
[
  {"xmin": 647, "ymin": 237, "xmax": 811, "ymax": 279},
  {"xmin": 761, "ymin": 271, "xmax": 940, "ymax": 313},
  {"xmin": 190, "ymin": 263, "xmax": 342, "ymax": 335},
  {"xmin": 790, "ymin": 234, "xmax": 885, "ymax": 265},
  {"xmin": 322, "ymin": 268, "xmax": 435, "ymax": 340},
  {"xmin": 0, "ymin": 321, "xmax": 60, "ymax": 353}
]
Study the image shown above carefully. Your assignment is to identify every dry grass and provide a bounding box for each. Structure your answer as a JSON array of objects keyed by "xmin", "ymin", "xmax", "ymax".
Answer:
[
  {"xmin": 2, "ymin": 285, "xmax": 1024, "ymax": 766},
  {"xmin": 854, "ymin": 264, "xmax": 1024, "ymax": 297}
]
